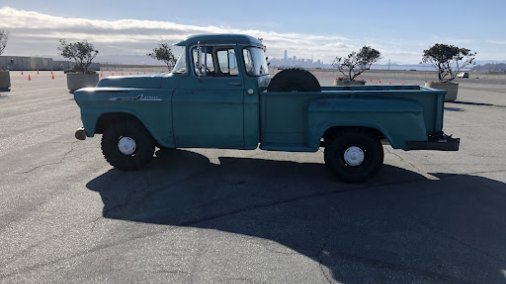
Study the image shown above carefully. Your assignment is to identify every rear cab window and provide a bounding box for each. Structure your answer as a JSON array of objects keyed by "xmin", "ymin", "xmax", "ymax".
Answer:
[{"xmin": 192, "ymin": 46, "xmax": 239, "ymax": 77}]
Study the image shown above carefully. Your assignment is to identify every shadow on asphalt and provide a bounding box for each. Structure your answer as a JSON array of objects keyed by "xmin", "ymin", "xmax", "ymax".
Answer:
[
  {"xmin": 444, "ymin": 107, "xmax": 464, "ymax": 112},
  {"xmin": 451, "ymin": 100, "xmax": 506, "ymax": 109},
  {"xmin": 87, "ymin": 149, "xmax": 506, "ymax": 283}
]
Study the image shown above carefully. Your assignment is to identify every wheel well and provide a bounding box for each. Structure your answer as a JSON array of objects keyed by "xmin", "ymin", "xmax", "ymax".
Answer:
[
  {"xmin": 95, "ymin": 113, "xmax": 143, "ymax": 134},
  {"xmin": 322, "ymin": 126, "xmax": 385, "ymax": 145}
]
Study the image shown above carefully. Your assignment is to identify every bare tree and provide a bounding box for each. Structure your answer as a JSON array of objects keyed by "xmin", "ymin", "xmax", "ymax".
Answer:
[
  {"xmin": 148, "ymin": 42, "xmax": 177, "ymax": 71},
  {"xmin": 257, "ymin": 37, "xmax": 270, "ymax": 66},
  {"xmin": 333, "ymin": 46, "xmax": 381, "ymax": 82},
  {"xmin": 0, "ymin": 30, "xmax": 8, "ymax": 56},
  {"xmin": 58, "ymin": 39, "xmax": 99, "ymax": 74}
]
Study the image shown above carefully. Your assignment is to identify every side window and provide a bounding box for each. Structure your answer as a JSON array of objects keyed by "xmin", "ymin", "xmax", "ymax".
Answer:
[
  {"xmin": 192, "ymin": 46, "xmax": 215, "ymax": 77},
  {"xmin": 243, "ymin": 49, "xmax": 254, "ymax": 75},
  {"xmin": 217, "ymin": 49, "xmax": 239, "ymax": 76}
]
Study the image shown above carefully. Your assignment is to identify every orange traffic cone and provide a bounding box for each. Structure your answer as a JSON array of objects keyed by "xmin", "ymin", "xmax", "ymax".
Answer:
[{"xmin": 28, "ymin": 74, "xmax": 31, "ymax": 81}]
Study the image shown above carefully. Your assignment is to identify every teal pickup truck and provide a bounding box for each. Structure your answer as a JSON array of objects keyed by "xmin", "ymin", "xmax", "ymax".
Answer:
[{"xmin": 74, "ymin": 34, "xmax": 459, "ymax": 182}]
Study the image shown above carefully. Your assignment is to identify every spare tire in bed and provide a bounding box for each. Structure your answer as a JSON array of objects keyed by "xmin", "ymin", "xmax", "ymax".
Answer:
[{"xmin": 267, "ymin": 68, "xmax": 321, "ymax": 92}]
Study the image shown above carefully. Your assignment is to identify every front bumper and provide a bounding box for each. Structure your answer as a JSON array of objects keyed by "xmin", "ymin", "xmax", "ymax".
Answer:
[
  {"xmin": 75, "ymin": 127, "xmax": 87, "ymax": 141},
  {"xmin": 406, "ymin": 133, "xmax": 460, "ymax": 151}
]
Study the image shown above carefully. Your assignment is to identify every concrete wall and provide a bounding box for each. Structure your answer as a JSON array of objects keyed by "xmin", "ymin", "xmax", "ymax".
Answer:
[
  {"xmin": 0, "ymin": 56, "xmax": 54, "ymax": 71},
  {"xmin": 0, "ymin": 56, "xmax": 100, "ymax": 71}
]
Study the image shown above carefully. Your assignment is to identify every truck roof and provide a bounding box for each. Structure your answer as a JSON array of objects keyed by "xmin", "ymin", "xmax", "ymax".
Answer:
[{"xmin": 175, "ymin": 34, "xmax": 263, "ymax": 47}]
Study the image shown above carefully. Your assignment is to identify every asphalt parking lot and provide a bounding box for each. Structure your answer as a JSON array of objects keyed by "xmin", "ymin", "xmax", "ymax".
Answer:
[{"xmin": 1, "ymin": 71, "xmax": 505, "ymax": 283}]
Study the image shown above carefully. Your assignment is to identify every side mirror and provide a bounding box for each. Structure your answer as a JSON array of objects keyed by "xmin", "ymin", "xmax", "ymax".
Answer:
[
  {"xmin": 228, "ymin": 50, "xmax": 237, "ymax": 70},
  {"xmin": 196, "ymin": 41, "xmax": 202, "ymax": 77},
  {"xmin": 195, "ymin": 42, "xmax": 209, "ymax": 77}
]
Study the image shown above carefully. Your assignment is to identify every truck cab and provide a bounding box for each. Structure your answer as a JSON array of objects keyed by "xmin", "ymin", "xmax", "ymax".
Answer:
[{"xmin": 169, "ymin": 34, "xmax": 270, "ymax": 149}]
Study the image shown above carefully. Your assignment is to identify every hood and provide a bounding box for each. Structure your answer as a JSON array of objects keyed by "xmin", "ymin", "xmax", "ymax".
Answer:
[{"xmin": 97, "ymin": 74, "xmax": 170, "ymax": 88}]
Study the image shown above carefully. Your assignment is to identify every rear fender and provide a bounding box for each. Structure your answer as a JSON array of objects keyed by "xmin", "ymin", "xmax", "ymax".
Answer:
[{"xmin": 307, "ymin": 98, "xmax": 428, "ymax": 149}]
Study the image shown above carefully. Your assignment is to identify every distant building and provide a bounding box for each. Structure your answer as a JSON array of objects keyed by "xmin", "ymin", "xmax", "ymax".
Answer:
[{"xmin": 283, "ymin": 50, "xmax": 288, "ymax": 61}]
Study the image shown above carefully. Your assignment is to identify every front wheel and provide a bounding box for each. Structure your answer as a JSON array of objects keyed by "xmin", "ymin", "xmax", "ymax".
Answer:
[
  {"xmin": 101, "ymin": 120, "xmax": 155, "ymax": 170},
  {"xmin": 324, "ymin": 130, "xmax": 384, "ymax": 183}
]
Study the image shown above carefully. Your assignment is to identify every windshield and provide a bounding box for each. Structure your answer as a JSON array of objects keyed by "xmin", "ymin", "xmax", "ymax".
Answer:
[
  {"xmin": 243, "ymin": 47, "xmax": 269, "ymax": 77},
  {"xmin": 172, "ymin": 47, "xmax": 187, "ymax": 74}
]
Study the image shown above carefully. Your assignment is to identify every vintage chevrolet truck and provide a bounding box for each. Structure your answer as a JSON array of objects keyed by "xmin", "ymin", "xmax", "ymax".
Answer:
[{"xmin": 73, "ymin": 34, "xmax": 459, "ymax": 182}]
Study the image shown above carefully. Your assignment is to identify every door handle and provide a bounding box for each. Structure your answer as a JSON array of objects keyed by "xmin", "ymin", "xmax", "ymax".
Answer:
[{"xmin": 227, "ymin": 82, "xmax": 241, "ymax": 86}]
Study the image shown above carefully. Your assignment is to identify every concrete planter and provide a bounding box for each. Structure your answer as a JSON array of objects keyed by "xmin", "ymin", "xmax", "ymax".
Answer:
[
  {"xmin": 0, "ymin": 71, "xmax": 11, "ymax": 91},
  {"xmin": 425, "ymin": 81, "xmax": 459, "ymax": 102},
  {"xmin": 333, "ymin": 79, "xmax": 366, "ymax": 86},
  {"xmin": 66, "ymin": 73, "xmax": 99, "ymax": 93}
]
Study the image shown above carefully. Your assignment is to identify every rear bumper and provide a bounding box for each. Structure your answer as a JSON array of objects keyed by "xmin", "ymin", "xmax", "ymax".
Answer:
[{"xmin": 406, "ymin": 133, "xmax": 460, "ymax": 151}]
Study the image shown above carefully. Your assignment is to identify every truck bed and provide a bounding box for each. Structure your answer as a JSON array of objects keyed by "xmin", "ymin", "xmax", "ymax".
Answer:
[{"xmin": 260, "ymin": 85, "xmax": 446, "ymax": 151}]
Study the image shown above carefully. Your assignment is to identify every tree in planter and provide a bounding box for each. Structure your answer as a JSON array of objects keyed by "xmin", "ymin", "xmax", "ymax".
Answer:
[
  {"xmin": 421, "ymin": 43, "xmax": 476, "ymax": 83},
  {"xmin": 148, "ymin": 42, "xmax": 177, "ymax": 72},
  {"xmin": 422, "ymin": 44, "xmax": 476, "ymax": 102},
  {"xmin": 0, "ymin": 30, "xmax": 11, "ymax": 90},
  {"xmin": 0, "ymin": 30, "xmax": 7, "ymax": 58},
  {"xmin": 58, "ymin": 40, "xmax": 99, "ymax": 92},
  {"xmin": 333, "ymin": 46, "xmax": 381, "ymax": 83},
  {"xmin": 58, "ymin": 39, "xmax": 99, "ymax": 74}
]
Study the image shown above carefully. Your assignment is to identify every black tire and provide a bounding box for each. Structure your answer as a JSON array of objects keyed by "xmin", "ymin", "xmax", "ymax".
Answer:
[
  {"xmin": 324, "ymin": 129, "xmax": 384, "ymax": 183},
  {"xmin": 101, "ymin": 119, "xmax": 155, "ymax": 171},
  {"xmin": 267, "ymin": 68, "xmax": 321, "ymax": 92}
]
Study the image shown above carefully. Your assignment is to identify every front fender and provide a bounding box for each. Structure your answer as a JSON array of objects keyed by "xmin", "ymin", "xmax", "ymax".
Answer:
[
  {"xmin": 74, "ymin": 87, "xmax": 175, "ymax": 147},
  {"xmin": 307, "ymin": 98, "xmax": 428, "ymax": 149}
]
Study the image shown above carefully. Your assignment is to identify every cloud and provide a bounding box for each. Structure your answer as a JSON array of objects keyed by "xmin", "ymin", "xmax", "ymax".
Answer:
[
  {"xmin": 487, "ymin": 40, "xmax": 506, "ymax": 45},
  {"xmin": 0, "ymin": 6, "xmax": 431, "ymax": 64}
]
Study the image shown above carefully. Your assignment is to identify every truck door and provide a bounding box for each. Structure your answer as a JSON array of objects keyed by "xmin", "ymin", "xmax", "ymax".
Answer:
[{"xmin": 172, "ymin": 46, "xmax": 245, "ymax": 148}]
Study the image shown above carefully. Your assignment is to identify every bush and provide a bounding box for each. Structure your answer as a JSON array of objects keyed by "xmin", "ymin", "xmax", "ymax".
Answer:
[
  {"xmin": 58, "ymin": 40, "xmax": 99, "ymax": 74},
  {"xmin": 148, "ymin": 42, "xmax": 177, "ymax": 71},
  {"xmin": 422, "ymin": 44, "xmax": 476, "ymax": 83},
  {"xmin": 333, "ymin": 46, "xmax": 381, "ymax": 82}
]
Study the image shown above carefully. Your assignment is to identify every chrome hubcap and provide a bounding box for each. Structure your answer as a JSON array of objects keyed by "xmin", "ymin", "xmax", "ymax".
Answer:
[
  {"xmin": 118, "ymin": 137, "xmax": 136, "ymax": 155},
  {"xmin": 343, "ymin": 146, "xmax": 365, "ymax": 166}
]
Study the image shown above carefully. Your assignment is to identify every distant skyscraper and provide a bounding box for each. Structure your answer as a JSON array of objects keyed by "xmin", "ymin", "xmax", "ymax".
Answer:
[{"xmin": 284, "ymin": 50, "xmax": 288, "ymax": 61}]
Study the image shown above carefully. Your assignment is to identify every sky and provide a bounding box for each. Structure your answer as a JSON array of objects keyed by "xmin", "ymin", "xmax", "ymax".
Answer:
[{"xmin": 0, "ymin": 0, "xmax": 505, "ymax": 64}]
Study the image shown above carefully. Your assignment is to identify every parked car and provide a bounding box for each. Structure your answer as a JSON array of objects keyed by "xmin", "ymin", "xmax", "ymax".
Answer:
[{"xmin": 457, "ymin": 72, "xmax": 469, "ymax": 78}]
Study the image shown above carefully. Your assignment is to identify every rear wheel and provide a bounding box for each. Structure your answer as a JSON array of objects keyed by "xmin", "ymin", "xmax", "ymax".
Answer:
[
  {"xmin": 324, "ymin": 130, "xmax": 384, "ymax": 183},
  {"xmin": 101, "ymin": 120, "xmax": 155, "ymax": 170}
]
